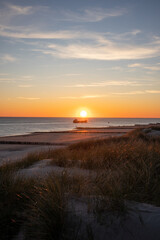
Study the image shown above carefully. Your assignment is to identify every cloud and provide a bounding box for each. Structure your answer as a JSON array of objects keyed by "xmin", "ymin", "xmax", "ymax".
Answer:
[
  {"xmin": 59, "ymin": 95, "xmax": 106, "ymax": 99},
  {"xmin": 130, "ymin": 30, "xmax": 141, "ymax": 36},
  {"xmin": 105, "ymin": 30, "xmax": 141, "ymax": 42},
  {"xmin": 146, "ymin": 90, "xmax": 160, "ymax": 93},
  {"xmin": 0, "ymin": 4, "xmax": 48, "ymax": 26},
  {"xmin": 0, "ymin": 25, "xmax": 82, "ymax": 39},
  {"xmin": 82, "ymin": 95, "xmax": 106, "ymax": 99},
  {"xmin": 7, "ymin": 4, "xmax": 33, "ymax": 15},
  {"xmin": 62, "ymin": 8, "xmax": 126, "ymax": 22},
  {"xmin": 128, "ymin": 63, "xmax": 160, "ymax": 71},
  {"xmin": 111, "ymin": 66, "xmax": 123, "ymax": 71},
  {"xmin": 0, "ymin": 78, "xmax": 16, "ymax": 82},
  {"xmin": 21, "ymin": 75, "xmax": 33, "ymax": 80},
  {"xmin": 44, "ymin": 40, "xmax": 160, "ymax": 60},
  {"xmin": 112, "ymin": 91, "xmax": 145, "ymax": 95},
  {"xmin": 17, "ymin": 97, "xmax": 40, "ymax": 100},
  {"xmin": 18, "ymin": 85, "xmax": 33, "ymax": 88},
  {"xmin": 1, "ymin": 54, "xmax": 17, "ymax": 62},
  {"xmin": 0, "ymin": 23, "xmax": 160, "ymax": 61},
  {"xmin": 112, "ymin": 90, "xmax": 160, "ymax": 95},
  {"xmin": 128, "ymin": 63, "xmax": 143, "ymax": 68},
  {"xmin": 63, "ymin": 73, "xmax": 82, "ymax": 77},
  {"xmin": 0, "ymin": 26, "xmax": 111, "ymax": 43},
  {"xmin": 68, "ymin": 81, "xmax": 143, "ymax": 88},
  {"xmin": 0, "ymin": 25, "xmax": 141, "ymax": 42},
  {"xmin": 59, "ymin": 90, "xmax": 160, "ymax": 98},
  {"xmin": 143, "ymin": 66, "xmax": 160, "ymax": 71},
  {"xmin": 0, "ymin": 75, "xmax": 33, "ymax": 83}
]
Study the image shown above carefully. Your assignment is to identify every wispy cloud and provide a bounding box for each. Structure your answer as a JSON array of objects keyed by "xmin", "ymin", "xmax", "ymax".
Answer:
[
  {"xmin": 21, "ymin": 75, "xmax": 33, "ymax": 80},
  {"xmin": 0, "ymin": 25, "xmax": 142, "ymax": 41},
  {"xmin": 62, "ymin": 8, "xmax": 126, "ymax": 22},
  {"xmin": 82, "ymin": 95, "xmax": 106, "ymax": 99},
  {"xmin": 128, "ymin": 63, "xmax": 160, "ymax": 71},
  {"xmin": 143, "ymin": 66, "xmax": 160, "ymax": 71},
  {"xmin": 129, "ymin": 30, "xmax": 141, "ymax": 36},
  {"xmin": 0, "ymin": 22, "xmax": 160, "ymax": 61},
  {"xmin": 128, "ymin": 63, "xmax": 143, "ymax": 68},
  {"xmin": 146, "ymin": 90, "xmax": 160, "ymax": 93},
  {"xmin": 111, "ymin": 66, "xmax": 123, "ymax": 71},
  {"xmin": 44, "ymin": 40, "xmax": 160, "ymax": 60},
  {"xmin": 0, "ymin": 25, "xmax": 81, "ymax": 39},
  {"xmin": 67, "ymin": 81, "xmax": 146, "ymax": 88},
  {"xmin": 18, "ymin": 85, "xmax": 33, "ymax": 88},
  {"xmin": 105, "ymin": 30, "xmax": 141, "ymax": 42},
  {"xmin": 0, "ymin": 4, "xmax": 48, "ymax": 27},
  {"xmin": 0, "ymin": 75, "xmax": 33, "ymax": 83},
  {"xmin": 0, "ymin": 78, "xmax": 16, "ymax": 82},
  {"xmin": 17, "ymin": 97, "xmax": 40, "ymax": 100},
  {"xmin": 59, "ymin": 95, "xmax": 106, "ymax": 99},
  {"xmin": 112, "ymin": 90, "xmax": 160, "ymax": 95},
  {"xmin": 63, "ymin": 73, "xmax": 82, "ymax": 77},
  {"xmin": 0, "ymin": 25, "xmax": 112, "ymax": 42},
  {"xmin": 112, "ymin": 91, "xmax": 145, "ymax": 95},
  {"xmin": 59, "ymin": 90, "xmax": 160, "ymax": 99},
  {"xmin": 1, "ymin": 54, "xmax": 17, "ymax": 62},
  {"xmin": 7, "ymin": 4, "xmax": 33, "ymax": 15}
]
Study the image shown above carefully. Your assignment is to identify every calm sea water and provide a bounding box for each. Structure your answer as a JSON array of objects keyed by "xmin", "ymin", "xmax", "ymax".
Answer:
[{"xmin": 0, "ymin": 117, "xmax": 160, "ymax": 137}]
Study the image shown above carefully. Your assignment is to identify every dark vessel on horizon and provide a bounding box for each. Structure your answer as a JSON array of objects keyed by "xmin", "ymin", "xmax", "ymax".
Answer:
[{"xmin": 73, "ymin": 119, "xmax": 87, "ymax": 123}]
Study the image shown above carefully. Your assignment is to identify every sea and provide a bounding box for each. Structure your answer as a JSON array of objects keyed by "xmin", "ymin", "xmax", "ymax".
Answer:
[{"xmin": 0, "ymin": 117, "xmax": 160, "ymax": 137}]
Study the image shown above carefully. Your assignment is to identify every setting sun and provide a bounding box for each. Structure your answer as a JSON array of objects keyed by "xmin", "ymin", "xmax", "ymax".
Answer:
[{"xmin": 80, "ymin": 110, "xmax": 87, "ymax": 118}]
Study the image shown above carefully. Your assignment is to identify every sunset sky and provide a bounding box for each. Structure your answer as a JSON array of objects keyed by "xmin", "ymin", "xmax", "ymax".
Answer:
[{"xmin": 0, "ymin": 0, "xmax": 160, "ymax": 117}]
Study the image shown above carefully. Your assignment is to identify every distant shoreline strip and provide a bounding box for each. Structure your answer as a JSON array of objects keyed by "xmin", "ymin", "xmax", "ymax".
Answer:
[{"xmin": 0, "ymin": 141, "xmax": 66, "ymax": 146}]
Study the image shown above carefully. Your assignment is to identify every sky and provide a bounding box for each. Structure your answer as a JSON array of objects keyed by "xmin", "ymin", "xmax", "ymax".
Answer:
[{"xmin": 0, "ymin": 0, "xmax": 160, "ymax": 118}]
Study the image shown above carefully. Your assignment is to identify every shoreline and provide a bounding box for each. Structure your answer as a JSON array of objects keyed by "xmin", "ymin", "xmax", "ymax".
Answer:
[
  {"xmin": 0, "ymin": 123, "xmax": 159, "ymax": 165},
  {"xmin": 0, "ymin": 125, "xmax": 135, "ymax": 164},
  {"xmin": 0, "ymin": 122, "xmax": 159, "ymax": 138},
  {"xmin": 0, "ymin": 118, "xmax": 160, "ymax": 138},
  {"xmin": 0, "ymin": 125, "xmax": 137, "ymax": 145}
]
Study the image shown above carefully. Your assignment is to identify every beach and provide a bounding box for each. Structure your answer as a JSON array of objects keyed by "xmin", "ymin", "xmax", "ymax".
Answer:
[
  {"xmin": 1, "ymin": 124, "xmax": 160, "ymax": 240},
  {"xmin": 0, "ymin": 125, "xmax": 137, "ymax": 164},
  {"xmin": 0, "ymin": 123, "xmax": 160, "ymax": 166}
]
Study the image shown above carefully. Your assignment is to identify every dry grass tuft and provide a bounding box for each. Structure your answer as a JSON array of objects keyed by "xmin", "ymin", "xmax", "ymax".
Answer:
[{"xmin": 0, "ymin": 127, "xmax": 160, "ymax": 238}]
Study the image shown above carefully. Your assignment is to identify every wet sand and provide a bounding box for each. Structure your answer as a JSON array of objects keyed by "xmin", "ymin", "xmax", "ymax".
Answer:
[
  {"xmin": 0, "ymin": 127, "xmax": 133, "ymax": 145},
  {"xmin": 0, "ymin": 126, "xmax": 133, "ymax": 164},
  {"xmin": 0, "ymin": 124, "xmax": 159, "ymax": 164}
]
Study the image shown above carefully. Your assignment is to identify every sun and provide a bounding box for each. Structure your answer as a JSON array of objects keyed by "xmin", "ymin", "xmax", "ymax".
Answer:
[{"xmin": 80, "ymin": 110, "xmax": 87, "ymax": 118}]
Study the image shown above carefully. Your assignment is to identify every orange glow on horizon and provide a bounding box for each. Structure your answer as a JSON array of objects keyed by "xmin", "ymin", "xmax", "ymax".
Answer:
[{"xmin": 0, "ymin": 95, "xmax": 160, "ymax": 118}]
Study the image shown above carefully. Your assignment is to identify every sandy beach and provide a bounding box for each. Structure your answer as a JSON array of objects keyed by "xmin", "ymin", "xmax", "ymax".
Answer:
[
  {"xmin": 1, "ymin": 124, "xmax": 160, "ymax": 240},
  {"xmin": 0, "ymin": 126, "xmax": 135, "ymax": 164},
  {"xmin": 0, "ymin": 126, "xmax": 134, "ymax": 144},
  {"xmin": 0, "ymin": 124, "xmax": 159, "ymax": 164}
]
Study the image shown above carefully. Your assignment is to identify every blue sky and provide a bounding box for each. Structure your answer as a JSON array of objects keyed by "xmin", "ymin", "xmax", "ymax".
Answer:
[{"xmin": 0, "ymin": 0, "xmax": 160, "ymax": 117}]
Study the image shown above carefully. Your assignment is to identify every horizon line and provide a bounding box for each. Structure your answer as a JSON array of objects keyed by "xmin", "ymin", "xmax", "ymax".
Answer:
[{"xmin": 0, "ymin": 116, "xmax": 160, "ymax": 119}]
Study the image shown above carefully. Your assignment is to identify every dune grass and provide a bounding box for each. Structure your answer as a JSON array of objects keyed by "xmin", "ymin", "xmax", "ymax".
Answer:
[
  {"xmin": 0, "ymin": 127, "xmax": 160, "ymax": 239},
  {"xmin": 0, "ymin": 166, "xmax": 69, "ymax": 240},
  {"xmin": 0, "ymin": 148, "xmax": 59, "ymax": 173},
  {"xmin": 46, "ymin": 128, "xmax": 160, "ymax": 207},
  {"xmin": 25, "ymin": 175, "xmax": 67, "ymax": 240},
  {"xmin": 49, "ymin": 129, "xmax": 160, "ymax": 171},
  {"xmin": 0, "ymin": 168, "xmax": 36, "ymax": 240},
  {"xmin": 0, "ymin": 168, "xmax": 91, "ymax": 239}
]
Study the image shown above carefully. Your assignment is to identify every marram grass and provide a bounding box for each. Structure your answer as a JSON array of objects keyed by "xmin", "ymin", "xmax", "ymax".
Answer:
[{"xmin": 0, "ymin": 127, "xmax": 160, "ymax": 239}]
